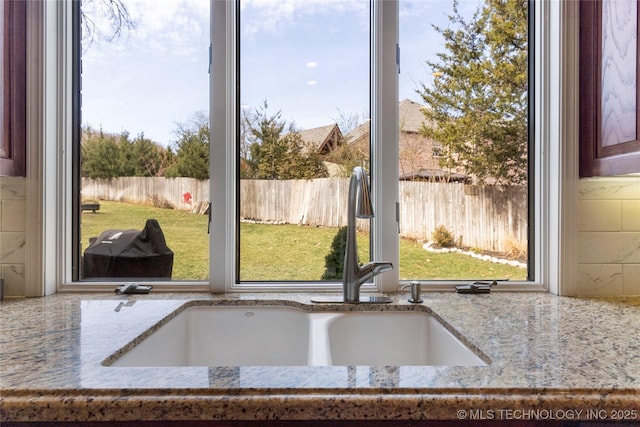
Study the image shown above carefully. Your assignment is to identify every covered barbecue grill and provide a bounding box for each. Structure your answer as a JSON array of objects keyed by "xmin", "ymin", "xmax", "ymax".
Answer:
[{"xmin": 82, "ymin": 219, "xmax": 173, "ymax": 279}]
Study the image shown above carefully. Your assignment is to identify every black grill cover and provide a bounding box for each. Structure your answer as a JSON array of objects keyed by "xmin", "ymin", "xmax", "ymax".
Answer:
[{"xmin": 83, "ymin": 219, "xmax": 173, "ymax": 279}]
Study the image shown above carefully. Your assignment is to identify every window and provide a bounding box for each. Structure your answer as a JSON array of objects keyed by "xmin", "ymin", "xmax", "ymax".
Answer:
[
  {"xmin": 237, "ymin": 0, "xmax": 371, "ymax": 283},
  {"xmin": 211, "ymin": 0, "xmax": 398, "ymax": 291},
  {"xmin": 432, "ymin": 143, "xmax": 443, "ymax": 159},
  {"xmin": 73, "ymin": 0, "xmax": 211, "ymax": 283},
  {"xmin": 50, "ymin": 0, "xmax": 568, "ymax": 293},
  {"xmin": 213, "ymin": 0, "xmax": 534, "ymax": 291},
  {"xmin": 398, "ymin": 0, "xmax": 530, "ymax": 282}
]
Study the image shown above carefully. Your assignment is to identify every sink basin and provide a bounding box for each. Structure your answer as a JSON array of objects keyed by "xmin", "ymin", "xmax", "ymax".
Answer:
[
  {"xmin": 326, "ymin": 311, "xmax": 485, "ymax": 366},
  {"xmin": 110, "ymin": 306, "xmax": 310, "ymax": 366},
  {"xmin": 107, "ymin": 305, "xmax": 486, "ymax": 367}
]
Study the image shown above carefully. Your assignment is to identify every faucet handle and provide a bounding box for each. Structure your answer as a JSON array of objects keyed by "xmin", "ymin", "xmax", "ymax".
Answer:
[{"xmin": 401, "ymin": 281, "xmax": 423, "ymax": 303}]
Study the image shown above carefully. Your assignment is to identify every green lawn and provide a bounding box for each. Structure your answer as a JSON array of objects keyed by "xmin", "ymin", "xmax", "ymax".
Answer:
[{"xmin": 81, "ymin": 201, "xmax": 526, "ymax": 281}]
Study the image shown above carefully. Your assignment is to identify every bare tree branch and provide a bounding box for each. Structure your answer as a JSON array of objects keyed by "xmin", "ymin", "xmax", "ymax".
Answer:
[{"xmin": 81, "ymin": 0, "xmax": 137, "ymax": 48}]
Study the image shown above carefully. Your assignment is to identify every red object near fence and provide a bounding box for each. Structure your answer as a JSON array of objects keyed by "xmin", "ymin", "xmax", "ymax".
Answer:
[{"xmin": 182, "ymin": 192, "xmax": 192, "ymax": 204}]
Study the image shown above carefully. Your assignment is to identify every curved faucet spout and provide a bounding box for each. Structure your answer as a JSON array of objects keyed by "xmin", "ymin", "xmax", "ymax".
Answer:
[
  {"xmin": 343, "ymin": 167, "xmax": 393, "ymax": 302},
  {"xmin": 356, "ymin": 261, "xmax": 393, "ymax": 286}
]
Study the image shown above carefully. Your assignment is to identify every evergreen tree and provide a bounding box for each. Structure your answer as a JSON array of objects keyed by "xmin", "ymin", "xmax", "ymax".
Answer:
[
  {"xmin": 246, "ymin": 100, "xmax": 328, "ymax": 180},
  {"xmin": 130, "ymin": 133, "xmax": 169, "ymax": 177},
  {"xmin": 81, "ymin": 128, "xmax": 121, "ymax": 179},
  {"xmin": 277, "ymin": 132, "xmax": 328, "ymax": 179},
  {"xmin": 165, "ymin": 115, "xmax": 210, "ymax": 180},
  {"xmin": 418, "ymin": 0, "xmax": 528, "ymax": 185},
  {"xmin": 321, "ymin": 226, "xmax": 348, "ymax": 280},
  {"xmin": 246, "ymin": 101, "xmax": 286, "ymax": 179},
  {"xmin": 81, "ymin": 126, "xmax": 171, "ymax": 178},
  {"xmin": 116, "ymin": 131, "xmax": 137, "ymax": 176}
]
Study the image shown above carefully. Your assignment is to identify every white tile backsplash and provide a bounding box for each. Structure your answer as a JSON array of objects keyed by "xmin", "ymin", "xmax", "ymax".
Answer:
[
  {"xmin": 579, "ymin": 200, "xmax": 621, "ymax": 231},
  {"xmin": 0, "ymin": 232, "xmax": 26, "ymax": 264},
  {"xmin": 578, "ymin": 177, "xmax": 640, "ymax": 296},
  {"xmin": 577, "ymin": 264, "xmax": 623, "ymax": 296},
  {"xmin": 1, "ymin": 264, "xmax": 25, "ymax": 297},
  {"xmin": 622, "ymin": 200, "xmax": 640, "ymax": 231},
  {"xmin": 579, "ymin": 232, "xmax": 640, "ymax": 264},
  {"xmin": 1, "ymin": 200, "xmax": 26, "ymax": 232},
  {"xmin": 579, "ymin": 177, "xmax": 640, "ymax": 200},
  {"xmin": 0, "ymin": 176, "xmax": 27, "ymax": 297},
  {"xmin": 623, "ymin": 264, "xmax": 640, "ymax": 295}
]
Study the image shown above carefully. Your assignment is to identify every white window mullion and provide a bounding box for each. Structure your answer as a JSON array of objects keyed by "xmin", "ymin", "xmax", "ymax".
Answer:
[
  {"xmin": 210, "ymin": 0, "xmax": 237, "ymax": 292},
  {"xmin": 371, "ymin": 0, "xmax": 399, "ymax": 292},
  {"xmin": 538, "ymin": 0, "xmax": 579, "ymax": 295}
]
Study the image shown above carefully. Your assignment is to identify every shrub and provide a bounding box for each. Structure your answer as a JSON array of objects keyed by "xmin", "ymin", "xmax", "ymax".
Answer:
[
  {"xmin": 504, "ymin": 235, "xmax": 527, "ymax": 260},
  {"xmin": 321, "ymin": 226, "xmax": 347, "ymax": 280},
  {"xmin": 431, "ymin": 225, "xmax": 455, "ymax": 248},
  {"xmin": 148, "ymin": 194, "xmax": 174, "ymax": 209}
]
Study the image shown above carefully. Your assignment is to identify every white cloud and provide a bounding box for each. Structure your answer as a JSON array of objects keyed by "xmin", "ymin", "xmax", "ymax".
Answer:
[
  {"xmin": 127, "ymin": 0, "xmax": 208, "ymax": 56},
  {"xmin": 240, "ymin": 0, "xmax": 368, "ymax": 36},
  {"xmin": 307, "ymin": 80, "xmax": 318, "ymax": 86},
  {"xmin": 306, "ymin": 61, "xmax": 318, "ymax": 69},
  {"xmin": 399, "ymin": 0, "xmax": 482, "ymax": 22},
  {"xmin": 82, "ymin": 0, "xmax": 209, "ymax": 61}
]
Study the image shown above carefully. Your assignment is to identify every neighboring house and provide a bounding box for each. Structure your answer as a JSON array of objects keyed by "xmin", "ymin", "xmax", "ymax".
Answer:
[
  {"xmin": 345, "ymin": 99, "xmax": 466, "ymax": 182},
  {"xmin": 296, "ymin": 123, "xmax": 346, "ymax": 176},
  {"xmin": 292, "ymin": 99, "xmax": 468, "ymax": 181},
  {"xmin": 297, "ymin": 124, "xmax": 344, "ymax": 156},
  {"xmin": 398, "ymin": 98, "xmax": 446, "ymax": 177}
]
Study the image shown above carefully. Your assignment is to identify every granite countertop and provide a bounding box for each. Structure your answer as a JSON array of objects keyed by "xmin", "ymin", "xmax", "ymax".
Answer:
[{"xmin": 1, "ymin": 292, "xmax": 639, "ymax": 423}]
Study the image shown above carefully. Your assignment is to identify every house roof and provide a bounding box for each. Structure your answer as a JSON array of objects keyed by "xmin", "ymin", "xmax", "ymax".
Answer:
[
  {"xmin": 345, "ymin": 99, "xmax": 428, "ymax": 143},
  {"xmin": 344, "ymin": 120, "xmax": 370, "ymax": 144},
  {"xmin": 296, "ymin": 124, "xmax": 343, "ymax": 154},
  {"xmin": 399, "ymin": 98, "xmax": 428, "ymax": 133}
]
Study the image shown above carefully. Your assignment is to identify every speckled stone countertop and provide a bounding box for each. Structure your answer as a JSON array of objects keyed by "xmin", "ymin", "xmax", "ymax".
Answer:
[{"xmin": 1, "ymin": 292, "xmax": 639, "ymax": 423}]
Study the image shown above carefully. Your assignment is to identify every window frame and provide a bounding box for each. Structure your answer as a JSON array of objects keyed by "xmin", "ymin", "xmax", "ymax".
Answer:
[
  {"xmin": 214, "ymin": 0, "xmax": 542, "ymax": 293},
  {"xmin": 210, "ymin": 0, "xmax": 399, "ymax": 293},
  {"xmin": 35, "ymin": 0, "xmax": 578, "ymax": 295}
]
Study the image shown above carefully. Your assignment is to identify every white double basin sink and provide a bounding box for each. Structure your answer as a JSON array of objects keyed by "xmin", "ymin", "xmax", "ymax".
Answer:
[{"xmin": 108, "ymin": 305, "xmax": 487, "ymax": 367}]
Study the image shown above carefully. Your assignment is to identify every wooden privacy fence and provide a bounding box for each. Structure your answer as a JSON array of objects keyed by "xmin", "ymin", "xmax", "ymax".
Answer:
[
  {"xmin": 82, "ymin": 177, "xmax": 210, "ymax": 213},
  {"xmin": 82, "ymin": 177, "xmax": 527, "ymax": 253},
  {"xmin": 399, "ymin": 182, "xmax": 527, "ymax": 252}
]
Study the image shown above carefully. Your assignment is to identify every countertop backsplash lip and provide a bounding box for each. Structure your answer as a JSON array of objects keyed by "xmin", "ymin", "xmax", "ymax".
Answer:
[{"xmin": 1, "ymin": 292, "xmax": 640, "ymax": 422}]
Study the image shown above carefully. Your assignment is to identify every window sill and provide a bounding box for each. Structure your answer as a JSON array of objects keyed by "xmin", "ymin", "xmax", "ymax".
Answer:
[{"xmin": 57, "ymin": 281, "xmax": 547, "ymax": 294}]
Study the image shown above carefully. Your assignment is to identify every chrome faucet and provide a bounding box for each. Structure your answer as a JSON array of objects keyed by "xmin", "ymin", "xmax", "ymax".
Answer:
[{"xmin": 343, "ymin": 166, "xmax": 393, "ymax": 302}]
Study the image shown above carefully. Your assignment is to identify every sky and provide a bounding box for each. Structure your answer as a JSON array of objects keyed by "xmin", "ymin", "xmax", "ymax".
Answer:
[{"xmin": 81, "ymin": 0, "xmax": 480, "ymax": 147}]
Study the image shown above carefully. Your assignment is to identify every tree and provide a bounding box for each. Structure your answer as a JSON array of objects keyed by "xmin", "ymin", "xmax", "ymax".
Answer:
[
  {"xmin": 165, "ymin": 113, "xmax": 210, "ymax": 180},
  {"xmin": 81, "ymin": 127, "xmax": 172, "ymax": 178},
  {"xmin": 129, "ymin": 133, "xmax": 172, "ymax": 177},
  {"xmin": 244, "ymin": 101, "xmax": 286, "ymax": 179},
  {"xmin": 331, "ymin": 108, "xmax": 366, "ymax": 136},
  {"xmin": 418, "ymin": 0, "xmax": 528, "ymax": 185},
  {"xmin": 115, "ymin": 130, "xmax": 137, "ymax": 177},
  {"xmin": 244, "ymin": 100, "xmax": 328, "ymax": 179},
  {"xmin": 278, "ymin": 132, "xmax": 328, "ymax": 179},
  {"xmin": 239, "ymin": 107, "xmax": 257, "ymax": 178},
  {"xmin": 321, "ymin": 226, "xmax": 348, "ymax": 280},
  {"xmin": 324, "ymin": 142, "xmax": 368, "ymax": 178},
  {"xmin": 80, "ymin": 0, "xmax": 137, "ymax": 48},
  {"xmin": 81, "ymin": 128, "xmax": 121, "ymax": 179}
]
